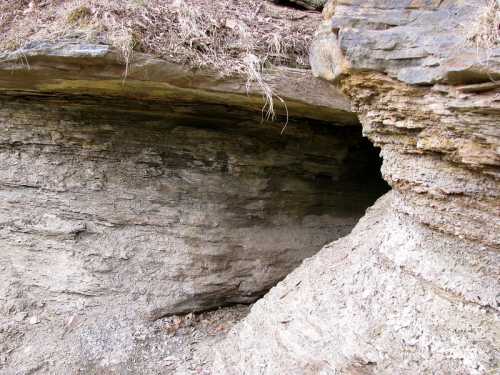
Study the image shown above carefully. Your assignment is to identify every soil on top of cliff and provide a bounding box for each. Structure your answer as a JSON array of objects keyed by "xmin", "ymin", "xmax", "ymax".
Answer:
[{"xmin": 0, "ymin": 0, "xmax": 321, "ymax": 74}]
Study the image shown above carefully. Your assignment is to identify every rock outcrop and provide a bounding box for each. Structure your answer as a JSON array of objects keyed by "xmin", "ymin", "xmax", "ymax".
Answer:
[
  {"xmin": 0, "ymin": 42, "xmax": 388, "ymax": 372},
  {"xmin": 0, "ymin": 41, "xmax": 357, "ymax": 125},
  {"xmin": 214, "ymin": 1, "xmax": 500, "ymax": 373}
]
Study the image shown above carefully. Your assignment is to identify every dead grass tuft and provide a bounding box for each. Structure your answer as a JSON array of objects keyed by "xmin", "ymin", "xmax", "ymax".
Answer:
[
  {"xmin": 0, "ymin": 0, "xmax": 321, "ymax": 120},
  {"xmin": 467, "ymin": 0, "xmax": 500, "ymax": 55}
]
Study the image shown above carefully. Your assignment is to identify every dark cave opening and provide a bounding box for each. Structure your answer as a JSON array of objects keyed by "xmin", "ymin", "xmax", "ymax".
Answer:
[{"xmin": 269, "ymin": 0, "xmax": 324, "ymax": 11}]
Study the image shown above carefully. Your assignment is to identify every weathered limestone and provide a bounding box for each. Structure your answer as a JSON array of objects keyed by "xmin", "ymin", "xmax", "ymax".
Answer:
[
  {"xmin": 214, "ymin": 192, "xmax": 499, "ymax": 374},
  {"xmin": 0, "ymin": 94, "xmax": 383, "ymax": 315},
  {"xmin": 214, "ymin": 1, "xmax": 500, "ymax": 373},
  {"xmin": 0, "ymin": 41, "xmax": 357, "ymax": 125},
  {"xmin": 0, "ymin": 42, "xmax": 388, "ymax": 372}
]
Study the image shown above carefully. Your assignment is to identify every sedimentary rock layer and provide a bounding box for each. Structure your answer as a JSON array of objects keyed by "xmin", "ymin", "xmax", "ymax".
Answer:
[
  {"xmin": 214, "ymin": 192, "xmax": 499, "ymax": 374},
  {"xmin": 0, "ymin": 42, "xmax": 387, "ymax": 371},
  {"xmin": 214, "ymin": 1, "xmax": 500, "ymax": 373},
  {"xmin": 0, "ymin": 41, "xmax": 357, "ymax": 125},
  {"xmin": 0, "ymin": 93, "xmax": 383, "ymax": 317}
]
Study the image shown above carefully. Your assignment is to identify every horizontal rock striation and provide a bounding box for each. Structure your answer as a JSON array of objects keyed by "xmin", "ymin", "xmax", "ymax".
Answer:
[
  {"xmin": 0, "ymin": 94, "xmax": 383, "ymax": 316},
  {"xmin": 214, "ymin": 0, "xmax": 500, "ymax": 374},
  {"xmin": 0, "ymin": 41, "xmax": 358, "ymax": 125},
  {"xmin": 0, "ymin": 42, "xmax": 388, "ymax": 372},
  {"xmin": 214, "ymin": 192, "xmax": 500, "ymax": 374}
]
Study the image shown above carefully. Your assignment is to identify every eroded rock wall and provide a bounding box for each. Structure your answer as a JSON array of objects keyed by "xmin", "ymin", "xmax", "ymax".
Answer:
[
  {"xmin": 214, "ymin": 1, "xmax": 500, "ymax": 373},
  {"xmin": 214, "ymin": 192, "xmax": 499, "ymax": 374},
  {"xmin": 0, "ymin": 92, "xmax": 386, "ymax": 372}
]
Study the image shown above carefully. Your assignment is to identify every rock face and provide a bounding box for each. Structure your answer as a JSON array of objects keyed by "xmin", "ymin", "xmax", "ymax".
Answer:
[
  {"xmin": 0, "ymin": 43, "xmax": 388, "ymax": 372},
  {"xmin": 0, "ymin": 41, "xmax": 358, "ymax": 125},
  {"xmin": 214, "ymin": 0, "xmax": 500, "ymax": 373},
  {"xmin": 215, "ymin": 193, "xmax": 499, "ymax": 374}
]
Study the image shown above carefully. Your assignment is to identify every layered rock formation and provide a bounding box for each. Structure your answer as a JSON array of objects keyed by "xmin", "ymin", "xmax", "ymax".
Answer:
[
  {"xmin": 0, "ymin": 43, "xmax": 388, "ymax": 372},
  {"xmin": 214, "ymin": 0, "xmax": 500, "ymax": 373}
]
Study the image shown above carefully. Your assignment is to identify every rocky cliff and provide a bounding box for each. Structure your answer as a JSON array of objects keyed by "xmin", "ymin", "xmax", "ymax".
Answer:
[
  {"xmin": 0, "ymin": 39, "xmax": 388, "ymax": 372},
  {"xmin": 214, "ymin": 1, "xmax": 500, "ymax": 374},
  {"xmin": 0, "ymin": 0, "xmax": 498, "ymax": 374}
]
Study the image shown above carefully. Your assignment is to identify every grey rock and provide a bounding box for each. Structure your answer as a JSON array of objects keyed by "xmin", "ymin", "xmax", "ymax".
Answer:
[
  {"xmin": 13, "ymin": 312, "xmax": 27, "ymax": 322},
  {"xmin": 0, "ymin": 41, "xmax": 357, "ymax": 125},
  {"xmin": 0, "ymin": 40, "xmax": 368, "ymax": 373},
  {"xmin": 312, "ymin": 0, "xmax": 500, "ymax": 85},
  {"xmin": 0, "ymin": 47, "xmax": 387, "ymax": 371},
  {"xmin": 11, "ymin": 41, "xmax": 111, "ymax": 58},
  {"xmin": 215, "ymin": 0, "xmax": 500, "ymax": 373},
  {"xmin": 214, "ymin": 193, "xmax": 500, "ymax": 374},
  {"xmin": 0, "ymin": 95, "xmax": 383, "ymax": 318}
]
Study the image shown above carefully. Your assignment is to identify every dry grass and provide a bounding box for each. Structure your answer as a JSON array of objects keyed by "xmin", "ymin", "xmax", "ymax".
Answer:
[
  {"xmin": 0, "ymin": 0, "xmax": 321, "ymax": 119},
  {"xmin": 467, "ymin": 0, "xmax": 500, "ymax": 56}
]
